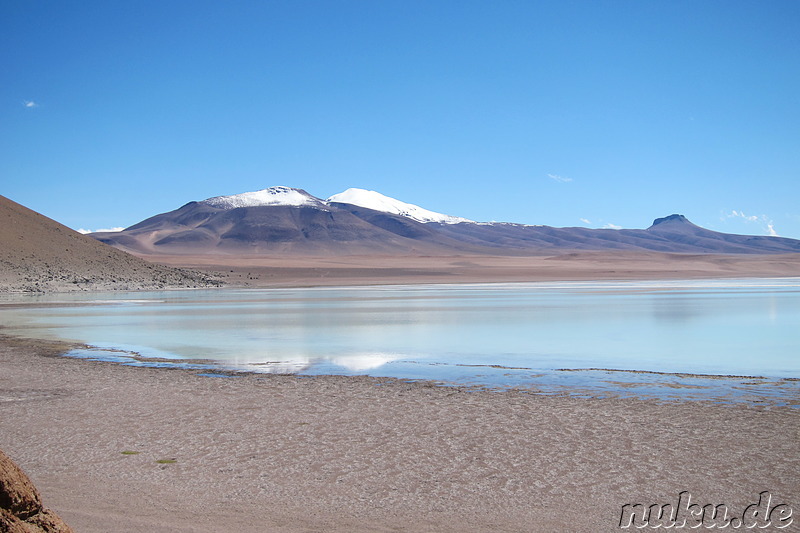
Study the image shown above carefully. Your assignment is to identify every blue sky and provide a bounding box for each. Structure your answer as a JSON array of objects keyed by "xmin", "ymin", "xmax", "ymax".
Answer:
[{"xmin": 2, "ymin": 0, "xmax": 799, "ymax": 238}]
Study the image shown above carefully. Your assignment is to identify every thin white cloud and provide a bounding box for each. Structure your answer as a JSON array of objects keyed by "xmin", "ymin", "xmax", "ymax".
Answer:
[
  {"xmin": 580, "ymin": 218, "xmax": 591, "ymax": 224},
  {"xmin": 725, "ymin": 210, "xmax": 758, "ymax": 222},
  {"xmin": 724, "ymin": 210, "xmax": 779, "ymax": 237},
  {"xmin": 23, "ymin": 100, "xmax": 38, "ymax": 108},
  {"xmin": 547, "ymin": 173, "xmax": 573, "ymax": 183},
  {"xmin": 602, "ymin": 223, "xmax": 622, "ymax": 230},
  {"xmin": 77, "ymin": 227, "xmax": 125, "ymax": 234}
]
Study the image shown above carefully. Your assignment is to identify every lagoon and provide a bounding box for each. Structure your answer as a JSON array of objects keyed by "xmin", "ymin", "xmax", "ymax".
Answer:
[{"xmin": 1, "ymin": 278, "xmax": 798, "ymax": 402}]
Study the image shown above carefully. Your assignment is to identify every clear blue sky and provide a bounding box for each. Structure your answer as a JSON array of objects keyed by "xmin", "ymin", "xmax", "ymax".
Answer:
[{"xmin": 2, "ymin": 0, "xmax": 799, "ymax": 238}]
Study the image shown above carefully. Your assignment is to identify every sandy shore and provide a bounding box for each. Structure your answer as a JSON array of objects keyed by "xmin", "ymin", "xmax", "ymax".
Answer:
[{"xmin": 1, "ymin": 335, "xmax": 797, "ymax": 532}]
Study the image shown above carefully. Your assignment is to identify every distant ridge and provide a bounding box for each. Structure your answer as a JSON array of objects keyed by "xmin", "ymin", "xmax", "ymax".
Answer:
[{"xmin": 90, "ymin": 187, "xmax": 800, "ymax": 256}]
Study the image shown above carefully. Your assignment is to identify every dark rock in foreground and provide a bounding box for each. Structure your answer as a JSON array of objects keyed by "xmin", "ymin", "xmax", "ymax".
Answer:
[{"xmin": 0, "ymin": 449, "xmax": 73, "ymax": 532}]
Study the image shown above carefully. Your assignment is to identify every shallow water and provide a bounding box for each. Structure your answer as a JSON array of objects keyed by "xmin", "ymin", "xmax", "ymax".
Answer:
[{"xmin": 2, "ymin": 279, "xmax": 799, "ymax": 403}]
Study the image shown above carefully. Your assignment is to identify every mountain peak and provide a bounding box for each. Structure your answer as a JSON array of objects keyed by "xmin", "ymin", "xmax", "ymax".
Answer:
[
  {"xmin": 201, "ymin": 186, "xmax": 326, "ymax": 209},
  {"xmin": 651, "ymin": 214, "xmax": 690, "ymax": 226},
  {"xmin": 327, "ymin": 188, "xmax": 471, "ymax": 224},
  {"xmin": 647, "ymin": 214, "xmax": 704, "ymax": 234}
]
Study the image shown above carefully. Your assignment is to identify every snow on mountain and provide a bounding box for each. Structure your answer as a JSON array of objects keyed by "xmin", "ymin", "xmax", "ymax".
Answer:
[
  {"xmin": 327, "ymin": 188, "xmax": 471, "ymax": 224},
  {"xmin": 201, "ymin": 186, "xmax": 327, "ymax": 209},
  {"xmin": 196, "ymin": 186, "xmax": 472, "ymax": 224}
]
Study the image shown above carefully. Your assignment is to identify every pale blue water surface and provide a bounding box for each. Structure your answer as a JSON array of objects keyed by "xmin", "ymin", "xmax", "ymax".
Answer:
[{"xmin": 2, "ymin": 279, "xmax": 798, "ymax": 403}]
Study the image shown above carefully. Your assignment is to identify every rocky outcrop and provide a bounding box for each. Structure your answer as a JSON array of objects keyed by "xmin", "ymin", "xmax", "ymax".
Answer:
[{"xmin": 0, "ymin": 450, "xmax": 72, "ymax": 533}]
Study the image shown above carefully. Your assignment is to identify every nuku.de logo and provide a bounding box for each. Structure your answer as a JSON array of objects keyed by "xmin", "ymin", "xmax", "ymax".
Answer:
[{"xmin": 619, "ymin": 491, "xmax": 792, "ymax": 529}]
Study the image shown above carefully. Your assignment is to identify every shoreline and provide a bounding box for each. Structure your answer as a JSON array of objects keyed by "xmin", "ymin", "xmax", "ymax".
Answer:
[
  {"xmin": 59, "ymin": 343, "xmax": 800, "ymax": 407},
  {"xmin": 1, "ymin": 335, "xmax": 798, "ymax": 532},
  {"xmin": 2, "ymin": 269, "xmax": 799, "ymax": 297}
]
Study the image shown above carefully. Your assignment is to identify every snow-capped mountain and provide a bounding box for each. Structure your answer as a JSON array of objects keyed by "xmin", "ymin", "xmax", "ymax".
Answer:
[
  {"xmin": 327, "ymin": 188, "xmax": 471, "ymax": 224},
  {"xmin": 202, "ymin": 186, "xmax": 327, "ymax": 209},
  {"xmin": 90, "ymin": 186, "xmax": 800, "ymax": 256},
  {"xmin": 200, "ymin": 186, "xmax": 469, "ymax": 225}
]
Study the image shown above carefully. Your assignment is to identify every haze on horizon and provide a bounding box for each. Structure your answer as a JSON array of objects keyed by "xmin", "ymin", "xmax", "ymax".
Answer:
[{"xmin": 2, "ymin": 1, "xmax": 798, "ymax": 239}]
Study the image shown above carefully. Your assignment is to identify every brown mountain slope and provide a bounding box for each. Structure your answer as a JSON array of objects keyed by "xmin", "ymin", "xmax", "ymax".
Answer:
[
  {"xmin": 93, "ymin": 201, "xmax": 480, "ymax": 256},
  {"xmin": 0, "ymin": 195, "xmax": 218, "ymax": 293}
]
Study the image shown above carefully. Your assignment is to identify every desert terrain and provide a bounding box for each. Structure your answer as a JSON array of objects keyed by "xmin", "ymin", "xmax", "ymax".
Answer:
[{"xmin": 148, "ymin": 251, "xmax": 800, "ymax": 288}]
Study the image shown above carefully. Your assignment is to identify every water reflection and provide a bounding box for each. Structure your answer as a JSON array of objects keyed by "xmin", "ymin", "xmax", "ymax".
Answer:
[
  {"xmin": 1, "ymin": 279, "xmax": 798, "ymax": 402},
  {"xmin": 650, "ymin": 296, "xmax": 703, "ymax": 323}
]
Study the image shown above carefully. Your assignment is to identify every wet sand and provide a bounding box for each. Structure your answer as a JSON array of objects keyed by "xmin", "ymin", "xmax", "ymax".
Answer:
[{"xmin": 1, "ymin": 334, "xmax": 797, "ymax": 532}]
